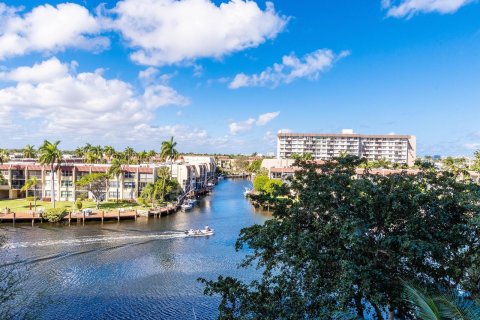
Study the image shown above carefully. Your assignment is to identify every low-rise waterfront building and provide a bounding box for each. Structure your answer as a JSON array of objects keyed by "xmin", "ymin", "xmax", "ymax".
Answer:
[
  {"xmin": 0, "ymin": 156, "xmax": 216, "ymax": 201},
  {"xmin": 277, "ymin": 129, "xmax": 417, "ymax": 166}
]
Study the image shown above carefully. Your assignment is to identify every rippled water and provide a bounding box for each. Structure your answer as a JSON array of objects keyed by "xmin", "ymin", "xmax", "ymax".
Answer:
[{"xmin": 1, "ymin": 179, "xmax": 269, "ymax": 319}]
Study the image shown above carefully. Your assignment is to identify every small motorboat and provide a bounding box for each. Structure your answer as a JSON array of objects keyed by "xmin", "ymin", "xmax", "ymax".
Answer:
[
  {"xmin": 181, "ymin": 203, "xmax": 193, "ymax": 211},
  {"xmin": 185, "ymin": 226, "xmax": 214, "ymax": 236},
  {"xmin": 186, "ymin": 198, "xmax": 197, "ymax": 206},
  {"xmin": 244, "ymin": 187, "xmax": 253, "ymax": 196}
]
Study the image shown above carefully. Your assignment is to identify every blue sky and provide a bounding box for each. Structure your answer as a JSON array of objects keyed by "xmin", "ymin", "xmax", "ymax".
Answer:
[{"xmin": 0, "ymin": 0, "xmax": 479, "ymax": 156}]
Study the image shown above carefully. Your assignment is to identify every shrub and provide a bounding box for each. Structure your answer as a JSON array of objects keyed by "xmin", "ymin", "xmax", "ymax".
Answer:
[
  {"xmin": 75, "ymin": 199, "xmax": 83, "ymax": 210},
  {"xmin": 43, "ymin": 208, "xmax": 67, "ymax": 223},
  {"xmin": 26, "ymin": 196, "xmax": 34, "ymax": 202},
  {"xmin": 137, "ymin": 197, "xmax": 148, "ymax": 207}
]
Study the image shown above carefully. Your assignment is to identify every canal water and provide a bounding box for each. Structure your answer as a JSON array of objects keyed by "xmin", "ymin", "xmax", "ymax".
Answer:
[{"xmin": 1, "ymin": 179, "xmax": 268, "ymax": 319}]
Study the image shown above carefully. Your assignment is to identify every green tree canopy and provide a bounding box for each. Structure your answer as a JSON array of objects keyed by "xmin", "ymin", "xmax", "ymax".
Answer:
[
  {"xmin": 253, "ymin": 174, "xmax": 269, "ymax": 192},
  {"xmin": 262, "ymin": 179, "xmax": 283, "ymax": 196},
  {"xmin": 201, "ymin": 156, "xmax": 480, "ymax": 319},
  {"xmin": 76, "ymin": 173, "xmax": 109, "ymax": 209}
]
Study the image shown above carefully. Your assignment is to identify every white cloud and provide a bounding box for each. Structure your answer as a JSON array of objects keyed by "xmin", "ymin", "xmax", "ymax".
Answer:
[
  {"xmin": 0, "ymin": 58, "xmax": 190, "ymax": 141},
  {"xmin": 384, "ymin": 0, "xmax": 474, "ymax": 18},
  {"xmin": 110, "ymin": 0, "xmax": 288, "ymax": 66},
  {"xmin": 256, "ymin": 111, "xmax": 280, "ymax": 125},
  {"xmin": 0, "ymin": 3, "xmax": 109, "ymax": 60},
  {"xmin": 229, "ymin": 118, "xmax": 256, "ymax": 134},
  {"xmin": 0, "ymin": 57, "xmax": 69, "ymax": 83},
  {"xmin": 229, "ymin": 49, "xmax": 349, "ymax": 89},
  {"xmin": 143, "ymin": 85, "xmax": 190, "ymax": 109},
  {"xmin": 229, "ymin": 111, "xmax": 280, "ymax": 134}
]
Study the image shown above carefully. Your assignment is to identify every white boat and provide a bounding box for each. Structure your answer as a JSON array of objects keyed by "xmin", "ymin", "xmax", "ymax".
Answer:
[
  {"xmin": 244, "ymin": 187, "xmax": 253, "ymax": 196},
  {"xmin": 186, "ymin": 198, "xmax": 197, "ymax": 206},
  {"xmin": 181, "ymin": 203, "xmax": 193, "ymax": 210},
  {"xmin": 185, "ymin": 226, "xmax": 214, "ymax": 236}
]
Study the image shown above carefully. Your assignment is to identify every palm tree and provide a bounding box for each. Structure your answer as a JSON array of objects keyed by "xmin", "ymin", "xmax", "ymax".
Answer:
[
  {"xmin": 108, "ymin": 158, "xmax": 123, "ymax": 203},
  {"xmin": 104, "ymin": 146, "xmax": 116, "ymax": 162},
  {"xmin": 160, "ymin": 137, "xmax": 179, "ymax": 201},
  {"xmin": 404, "ymin": 283, "xmax": 480, "ymax": 320},
  {"xmin": 21, "ymin": 177, "xmax": 38, "ymax": 212},
  {"xmin": 83, "ymin": 143, "xmax": 93, "ymax": 153},
  {"xmin": 73, "ymin": 147, "xmax": 85, "ymax": 158},
  {"xmin": 23, "ymin": 144, "xmax": 36, "ymax": 158},
  {"xmin": 0, "ymin": 149, "xmax": 9, "ymax": 164},
  {"xmin": 92, "ymin": 145, "xmax": 103, "ymax": 161},
  {"xmin": 147, "ymin": 150, "xmax": 157, "ymax": 163},
  {"xmin": 38, "ymin": 140, "xmax": 62, "ymax": 208},
  {"xmin": 124, "ymin": 147, "xmax": 136, "ymax": 164},
  {"xmin": 137, "ymin": 150, "xmax": 148, "ymax": 164},
  {"xmin": 160, "ymin": 136, "xmax": 179, "ymax": 178},
  {"xmin": 85, "ymin": 152, "xmax": 99, "ymax": 164}
]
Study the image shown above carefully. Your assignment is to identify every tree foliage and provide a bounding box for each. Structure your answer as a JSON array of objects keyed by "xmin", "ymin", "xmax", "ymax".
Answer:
[
  {"xmin": 253, "ymin": 174, "xmax": 269, "ymax": 192},
  {"xmin": 404, "ymin": 283, "xmax": 480, "ymax": 320},
  {"xmin": 76, "ymin": 173, "xmax": 109, "ymax": 209},
  {"xmin": 200, "ymin": 156, "xmax": 480, "ymax": 319}
]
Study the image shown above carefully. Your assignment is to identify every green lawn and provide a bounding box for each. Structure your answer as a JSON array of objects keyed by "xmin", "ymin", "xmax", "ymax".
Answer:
[{"xmin": 0, "ymin": 198, "xmax": 145, "ymax": 212}]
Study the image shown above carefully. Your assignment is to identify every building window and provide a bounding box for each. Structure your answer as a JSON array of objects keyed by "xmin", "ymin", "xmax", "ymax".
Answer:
[
  {"xmin": 61, "ymin": 191, "xmax": 73, "ymax": 198},
  {"xmin": 61, "ymin": 180, "xmax": 73, "ymax": 187},
  {"xmin": 109, "ymin": 181, "xmax": 118, "ymax": 188},
  {"xmin": 124, "ymin": 182, "xmax": 135, "ymax": 189},
  {"xmin": 61, "ymin": 170, "xmax": 73, "ymax": 177},
  {"xmin": 108, "ymin": 191, "xmax": 118, "ymax": 198},
  {"xmin": 124, "ymin": 172, "xmax": 135, "ymax": 179}
]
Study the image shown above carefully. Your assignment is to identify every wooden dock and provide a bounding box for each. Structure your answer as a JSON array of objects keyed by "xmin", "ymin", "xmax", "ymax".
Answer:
[
  {"xmin": 148, "ymin": 205, "xmax": 179, "ymax": 218},
  {"xmin": 0, "ymin": 205, "xmax": 182, "ymax": 225}
]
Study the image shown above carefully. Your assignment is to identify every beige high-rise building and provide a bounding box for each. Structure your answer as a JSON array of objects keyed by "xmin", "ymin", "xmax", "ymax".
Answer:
[{"xmin": 277, "ymin": 129, "xmax": 416, "ymax": 166}]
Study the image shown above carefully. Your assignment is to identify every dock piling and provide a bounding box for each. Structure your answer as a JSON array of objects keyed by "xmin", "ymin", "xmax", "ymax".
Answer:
[{"xmin": 102, "ymin": 210, "xmax": 104, "ymax": 223}]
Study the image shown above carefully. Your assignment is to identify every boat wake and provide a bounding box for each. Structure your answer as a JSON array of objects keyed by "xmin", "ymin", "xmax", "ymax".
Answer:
[{"xmin": 2, "ymin": 232, "xmax": 189, "ymax": 249}]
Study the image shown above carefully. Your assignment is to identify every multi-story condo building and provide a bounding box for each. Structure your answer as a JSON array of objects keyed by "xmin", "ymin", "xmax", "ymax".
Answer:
[
  {"xmin": 277, "ymin": 129, "xmax": 416, "ymax": 166},
  {"xmin": 0, "ymin": 156, "xmax": 216, "ymax": 201}
]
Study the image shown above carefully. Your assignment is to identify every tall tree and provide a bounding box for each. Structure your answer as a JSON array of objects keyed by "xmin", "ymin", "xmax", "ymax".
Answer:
[
  {"xmin": 73, "ymin": 147, "xmax": 85, "ymax": 158},
  {"xmin": 38, "ymin": 140, "xmax": 62, "ymax": 208},
  {"xmin": 124, "ymin": 147, "xmax": 136, "ymax": 164},
  {"xmin": 0, "ymin": 149, "xmax": 9, "ymax": 164},
  {"xmin": 137, "ymin": 150, "xmax": 148, "ymax": 164},
  {"xmin": 21, "ymin": 177, "xmax": 38, "ymax": 212},
  {"xmin": 200, "ymin": 157, "xmax": 480, "ymax": 319},
  {"xmin": 160, "ymin": 137, "xmax": 179, "ymax": 175},
  {"xmin": 108, "ymin": 158, "xmax": 123, "ymax": 203},
  {"xmin": 76, "ymin": 173, "xmax": 109, "ymax": 209},
  {"xmin": 84, "ymin": 152, "xmax": 99, "ymax": 164},
  {"xmin": 160, "ymin": 137, "xmax": 179, "ymax": 198},
  {"xmin": 23, "ymin": 144, "xmax": 36, "ymax": 158},
  {"xmin": 103, "ymin": 146, "xmax": 116, "ymax": 162},
  {"xmin": 147, "ymin": 150, "xmax": 157, "ymax": 162}
]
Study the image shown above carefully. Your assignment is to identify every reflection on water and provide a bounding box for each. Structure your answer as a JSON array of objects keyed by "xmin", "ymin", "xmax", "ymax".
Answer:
[{"xmin": 0, "ymin": 179, "xmax": 268, "ymax": 320}]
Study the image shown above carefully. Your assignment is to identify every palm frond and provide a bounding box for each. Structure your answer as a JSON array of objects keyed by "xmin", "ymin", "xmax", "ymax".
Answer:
[{"xmin": 404, "ymin": 284, "xmax": 442, "ymax": 320}]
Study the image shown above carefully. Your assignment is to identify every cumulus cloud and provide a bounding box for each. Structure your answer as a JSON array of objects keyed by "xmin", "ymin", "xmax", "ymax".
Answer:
[
  {"xmin": 229, "ymin": 49, "xmax": 349, "ymax": 89},
  {"xmin": 0, "ymin": 3, "xmax": 108, "ymax": 60},
  {"xmin": 0, "ymin": 58, "xmax": 190, "ymax": 141},
  {"xmin": 229, "ymin": 111, "xmax": 280, "ymax": 134},
  {"xmin": 0, "ymin": 57, "xmax": 69, "ymax": 83},
  {"xmin": 257, "ymin": 111, "xmax": 280, "ymax": 126},
  {"xmin": 109, "ymin": 0, "xmax": 288, "ymax": 66},
  {"xmin": 383, "ymin": 0, "xmax": 474, "ymax": 18}
]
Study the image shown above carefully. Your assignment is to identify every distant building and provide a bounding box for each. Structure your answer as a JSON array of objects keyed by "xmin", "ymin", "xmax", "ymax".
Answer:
[
  {"xmin": 277, "ymin": 129, "xmax": 416, "ymax": 166},
  {"xmin": 0, "ymin": 156, "xmax": 216, "ymax": 201}
]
